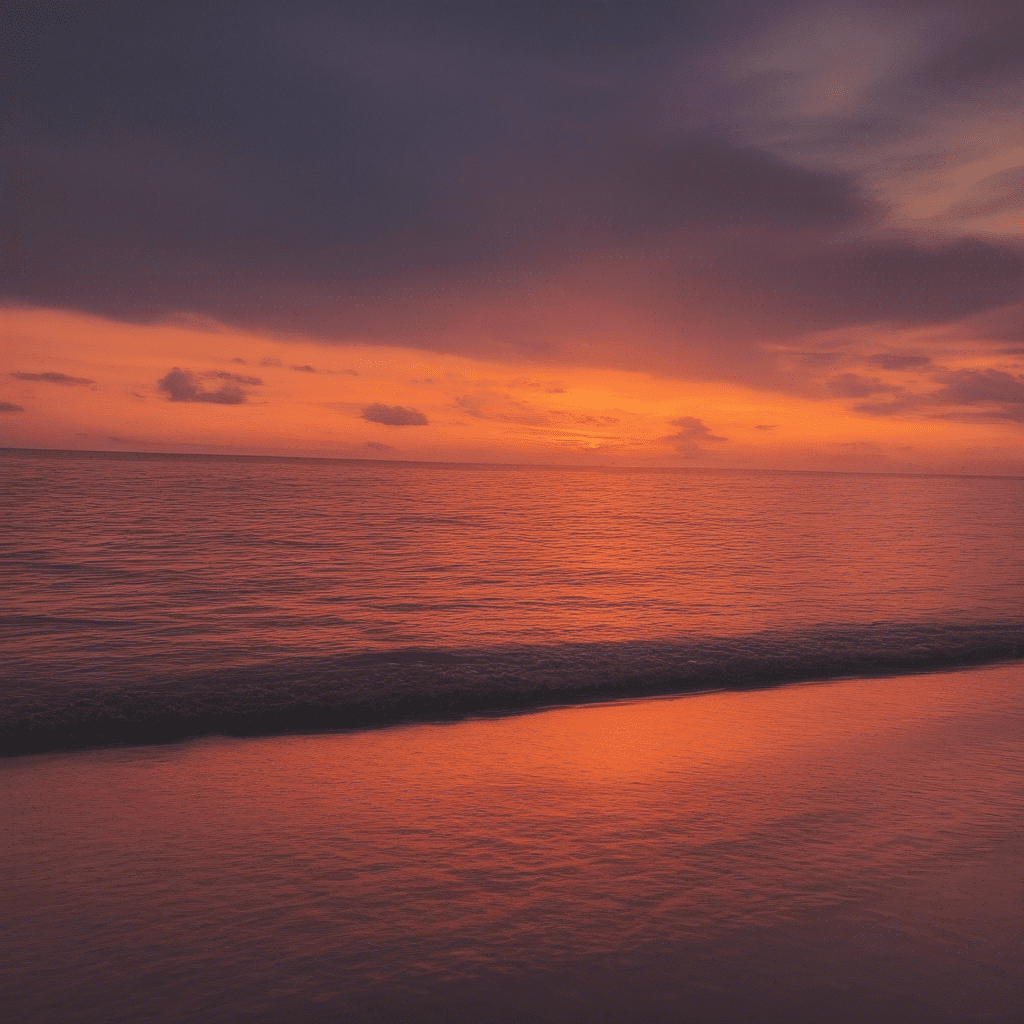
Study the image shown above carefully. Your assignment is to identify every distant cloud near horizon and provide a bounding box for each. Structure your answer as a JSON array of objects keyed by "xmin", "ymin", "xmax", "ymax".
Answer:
[
  {"xmin": 0, "ymin": 401, "xmax": 25, "ymax": 412},
  {"xmin": 291, "ymin": 364, "xmax": 316, "ymax": 373},
  {"xmin": 205, "ymin": 370, "xmax": 263, "ymax": 386},
  {"xmin": 157, "ymin": 368, "xmax": 248, "ymax": 405},
  {"xmin": 668, "ymin": 416, "xmax": 728, "ymax": 458},
  {"xmin": 365, "ymin": 440, "xmax": 392, "ymax": 450},
  {"xmin": 12, "ymin": 371, "xmax": 94, "ymax": 385},
  {"xmin": 867, "ymin": 354, "xmax": 932, "ymax": 371},
  {"xmin": 362, "ymin": 403, "xmax": 428, "ymax": 426},
  {"xmin": 852, "ymin": 368, "xmax": 1024, "ymax": 422},
  {"xmin": 828, "ymin": 373, "xmax": 898, "ymax": 399},
  {"xmin": 934, "ymin": 370, "xmax": 1024, "ymax": 420}
]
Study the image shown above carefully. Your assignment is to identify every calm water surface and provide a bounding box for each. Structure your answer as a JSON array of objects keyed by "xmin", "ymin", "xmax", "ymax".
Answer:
[{"xmin": 4, "ymin": 451, "xmax": 1024, "ymax": 663}]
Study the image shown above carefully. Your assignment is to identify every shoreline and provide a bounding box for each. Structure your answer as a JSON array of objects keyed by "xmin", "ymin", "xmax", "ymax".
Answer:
[
  {"xmin": 3, "ymin": 626, "xmax": 1022, "ymax": 757},
  {"xmin": 7, "ymin": 661, "xmax": 1022, "ymax": 1024}
]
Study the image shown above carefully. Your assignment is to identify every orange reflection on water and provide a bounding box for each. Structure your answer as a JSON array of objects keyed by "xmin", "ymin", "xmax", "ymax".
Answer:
[{"xmin": 5, "ymin": 663, "xmax": 1022, "ymax": 1022}]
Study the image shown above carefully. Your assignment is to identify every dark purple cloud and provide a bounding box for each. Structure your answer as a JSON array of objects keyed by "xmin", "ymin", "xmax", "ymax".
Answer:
[
  {"xmin": 667, "ymin": 416, "xmax": 727, "ymax": 457},
  {"xmin": 942, "ymin": 167, "xmax": 1024, "ymax": 222},
  {"xmin": 4, "ymin": 1, "xmax": 1023, "ymax": 389},
  {"xmin": 907, "ymin": 8, "xmax": 1024, "ymax": 100},
  {"xmin": 291, "ymin": 364, "xmax": 316, "ymax": 373},
  {"xmin": 853, "ymin": 368, "xmax": 1024, "ymax": 421},
  {"xmin": 205, "ymin": 370, "xmax": 263, "ymax": 385},
  {"xmin": 828, "ymin": 374, "xmax": 898, "ymax": 399},
  {"xmin": 852, "ymin": 397, "xmax": 923, "ymax": 417},
  {"xmin": 777, "ymin": 240, "xmax": 1024, "ymax": 327},
  {"xmin": 157, "ymin": 368, "xmax": 247, "ymax": 404},
  {"xmin": 12, "ymin": 371, "xmax": 94, "ymax": 385},
  {"xmin": 362, "ymin": 403, "xmax": 428, "ymax": 426},
  {"xmin": 0, "ymin": 401, "xmax": 25, "ymax": 412},
  {"xmin": 670, "ymin": 416, "xmax": 726, "ymax": 440},
  {"xmin": 933, "ymin": 369, "xmax": 1024, "ymax": 407},
  {"xmin": 868, "ymin": 354, "xmax": 932, "ymax": 371}
]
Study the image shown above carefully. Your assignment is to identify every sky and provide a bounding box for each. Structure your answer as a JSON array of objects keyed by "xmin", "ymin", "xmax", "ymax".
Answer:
[{"xmin": 2, "ymin": 0, "xmax": 1022, "ymax": 472}]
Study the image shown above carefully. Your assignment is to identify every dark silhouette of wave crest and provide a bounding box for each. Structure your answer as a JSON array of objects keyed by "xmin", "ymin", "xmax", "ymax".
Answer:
[{"xmin": 2, "ymin": 622, "xmax": 1021, "ymax": 756}]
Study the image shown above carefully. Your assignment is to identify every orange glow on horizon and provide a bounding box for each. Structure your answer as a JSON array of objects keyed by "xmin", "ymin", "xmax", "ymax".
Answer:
[{"xmin": 1, "ymin": 304, "xmax": 1022, "ymax": 475}]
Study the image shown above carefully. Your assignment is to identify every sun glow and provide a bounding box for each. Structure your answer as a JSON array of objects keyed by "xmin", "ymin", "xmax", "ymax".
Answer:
[{"xmin": 1, "ymin": 305, "xmax": 1022, "ymax": 474}]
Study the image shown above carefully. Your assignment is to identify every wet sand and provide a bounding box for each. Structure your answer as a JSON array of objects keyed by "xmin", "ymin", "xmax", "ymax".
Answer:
[{"xmin": 4, "ymin": 662, "xmax": 1022, "ymax": 1023}]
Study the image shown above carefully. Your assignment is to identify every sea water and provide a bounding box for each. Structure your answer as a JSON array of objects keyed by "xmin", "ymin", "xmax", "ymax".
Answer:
[{"xmin": 2, "ymin": 450, "xmax": 1022, "ymax": 1021}]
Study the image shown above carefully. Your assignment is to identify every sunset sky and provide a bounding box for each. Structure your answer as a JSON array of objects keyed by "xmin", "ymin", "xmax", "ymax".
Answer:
[{"xmin": 3, "ymin": 0, "xmax": 1022, "ymax": 473}]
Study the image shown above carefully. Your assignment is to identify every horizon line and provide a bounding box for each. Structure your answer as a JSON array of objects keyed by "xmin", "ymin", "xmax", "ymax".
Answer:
[{"xmin": 2, "ymin": 446, "xmax": 1022, "ymax": 481}]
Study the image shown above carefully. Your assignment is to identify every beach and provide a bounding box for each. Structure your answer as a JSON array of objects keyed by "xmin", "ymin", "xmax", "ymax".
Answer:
[{"xmin": 5, "ymin": 662, "xmax": 1021, "ymax": 1022}]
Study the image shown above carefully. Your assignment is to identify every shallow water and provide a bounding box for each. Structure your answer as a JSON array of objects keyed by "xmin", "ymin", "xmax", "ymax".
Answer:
[{"xmin": 4, "ymin": 663, "xmax": 1022, "ymax": 1022}]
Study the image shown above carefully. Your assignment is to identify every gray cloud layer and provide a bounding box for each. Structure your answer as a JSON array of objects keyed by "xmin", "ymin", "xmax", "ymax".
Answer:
[
  {"xmin": 667, "ymin": 416, "xmax": 728, "ymax": 458},
  {"xmin": 205, "ymin": 370, "xmax": 263, "ymax": 385},
  {"xmin": 853, "ymin": 369, "xmax": 1024, "ymax": 422},
  {"xmin": 4, "ymin": 1, "xmax": 1023, "ymax": 391},
  {"xmin": 12, "ymin": 371, "xmax": 95, "ymax": 385},
  {"xmin": 157, "ymin": 367, "xmax": 248, "ymax": 404},
  {"xmin": 362, "ymin": 403, "xmax": 429, "ymax": 426}
]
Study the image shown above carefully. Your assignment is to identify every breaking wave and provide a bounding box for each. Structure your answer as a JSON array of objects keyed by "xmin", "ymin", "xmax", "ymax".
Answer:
[{"xmin": 2, "ymin": 622, "xmax": 1021, "ymax": 756}]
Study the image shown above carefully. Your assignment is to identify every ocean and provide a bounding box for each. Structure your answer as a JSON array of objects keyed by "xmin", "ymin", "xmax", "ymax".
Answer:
[{"xmin": 2, "ymin": 449, "xmax": 1022, "ymax": 1022}]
